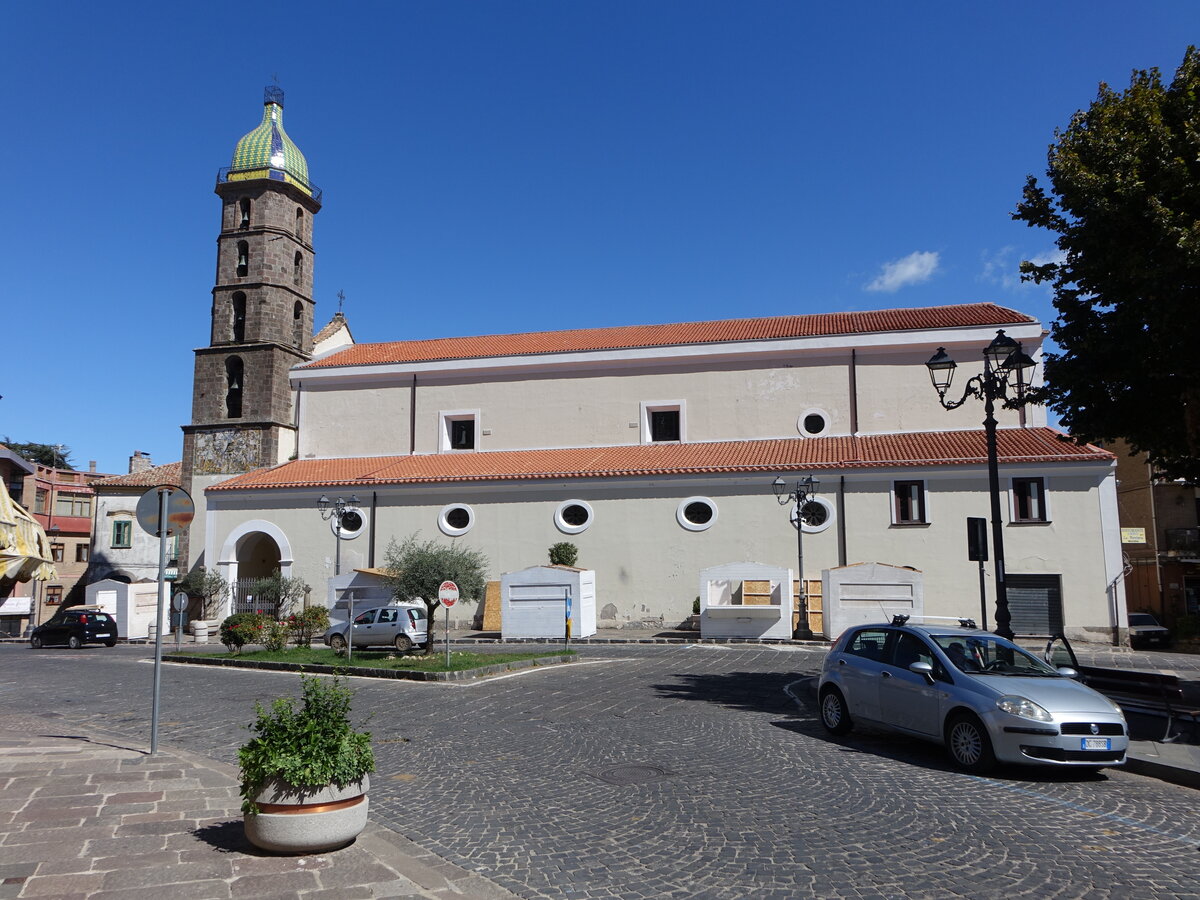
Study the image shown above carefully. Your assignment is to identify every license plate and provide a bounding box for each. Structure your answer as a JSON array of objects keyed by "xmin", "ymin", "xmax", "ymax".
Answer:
[{"xmin": 1082, "ymin": 737, "xmax": 1111, "ymax": 750}]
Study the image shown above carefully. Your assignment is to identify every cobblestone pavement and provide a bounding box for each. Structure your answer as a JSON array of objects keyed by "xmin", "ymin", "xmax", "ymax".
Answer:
[{"xmin": 1, "ymin": 642, "xmax": 1197, "ymax": 899}]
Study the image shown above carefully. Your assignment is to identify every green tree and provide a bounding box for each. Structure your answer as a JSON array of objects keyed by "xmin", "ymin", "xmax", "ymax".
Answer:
[
  {"xmin": 175, "ymin": 565, "xmax": 230, "ymax": 620},
  {"xmin": 249, "ymin": 572, "xmax": 310, "ymax": 619},
  {"xmin": 1013, "ymin": 47, "xmax": 1200, "ymax": 482},
  {"xmin": 2, "ymin": 439, "xmax": 74, "ymax": 470},
  {"xmin": 381, "ymin": 533, "xmax": 488, "ymax": 654}
]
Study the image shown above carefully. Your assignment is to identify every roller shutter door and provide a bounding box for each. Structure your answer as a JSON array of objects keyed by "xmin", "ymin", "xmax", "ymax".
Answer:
[{"xmin": 1006, "ymin": 574, "xmax": 1063, "ymax": 635}]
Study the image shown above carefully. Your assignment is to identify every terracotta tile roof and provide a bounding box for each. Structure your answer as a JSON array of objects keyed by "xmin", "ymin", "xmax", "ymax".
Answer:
[
  {"xmin": 93, "ymin": 461, "xmax": 182, "ymax": 489},
  {"xmin": 314, "ymin": 312, "xmax": 350, "ymax": 345},
  {"xmin": 208, "ymin": 428, "xmax": 1109, "ymax": 493},
  {"xmin": 299, "ymin": 303, "xmax": 1035, "ymax": 370}
]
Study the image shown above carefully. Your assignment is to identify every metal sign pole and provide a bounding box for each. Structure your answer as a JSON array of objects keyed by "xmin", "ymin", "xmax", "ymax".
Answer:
[
  {"xmin": 150, "ymin": 488, "xmax": 168, "ymax": 755},
  {"xmin": 445, "ymin": 604, "xmax": 451, "ymax": 668}
]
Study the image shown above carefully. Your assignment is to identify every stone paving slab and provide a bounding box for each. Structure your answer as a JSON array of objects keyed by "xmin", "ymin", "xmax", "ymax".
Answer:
[{"xmin": 0, "ymin": 721, "xmax": 519, "ymax": 900}]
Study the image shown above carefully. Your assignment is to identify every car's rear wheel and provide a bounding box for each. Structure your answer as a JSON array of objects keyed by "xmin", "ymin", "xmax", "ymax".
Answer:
[
  {"xmin": 30, "ymin": 635, "xmax": 43, "ymax": 649},
  {"xmin": 819, "ymin": 687, "xmax": 853, "ymax": 735},
  {"xmin": 945, "ymin": 712, "xmax": 996, "ymax": 774},
  {"xmin": 329, "ymin": 633, "xmax": 348, "ymax": 652},
  {"xmin": 68, "ymin": 635, "xmax": 82, "ymax": 650},
  {"xmin": 394, "ymin": 634, "xmax": 413, "ymax": 653},
  {"xmin": 105, "ymin": 640, "xmax": 117, "ymax": 647}
]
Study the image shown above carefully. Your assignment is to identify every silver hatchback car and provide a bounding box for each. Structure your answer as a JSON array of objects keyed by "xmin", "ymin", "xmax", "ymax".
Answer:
[
  {"xmin": 323, "ymin": 603, "xmax": 428, "ymax": 652},
  {"xmin": 818, "ymin": 617, "xmax": 1128, "ymax": 773}
]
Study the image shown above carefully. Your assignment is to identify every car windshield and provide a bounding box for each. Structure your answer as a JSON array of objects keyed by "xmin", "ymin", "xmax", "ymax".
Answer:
[
  {"xmin": 1128, "ymin": 614, "xmax": 1158, "ymax": 626},
  {"xmin": 929, "ymin": 633, "xmax": 1060, "ymax": 676}
]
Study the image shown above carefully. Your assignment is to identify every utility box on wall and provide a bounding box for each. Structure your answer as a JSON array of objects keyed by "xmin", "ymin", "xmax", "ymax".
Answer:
[
  {"xmin": 823, "ymin": 562, "xmax": 924, "ymax": 638},
  {"xmin": 501, "ymin": 565, "xmax": 596, "ymax": 639},
  {"xmin": 84, "ymin": 579, "xmax": 161, "ymax": 639},
  {"xmin": 699, "ymin": 562, "xmax": 793, "ymax": 640}
]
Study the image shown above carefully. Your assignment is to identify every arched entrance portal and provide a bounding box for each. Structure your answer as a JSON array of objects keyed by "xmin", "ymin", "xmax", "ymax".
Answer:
[{"xmin": 217, "ymin": 520, "xmax": 296, "ymax": 618}]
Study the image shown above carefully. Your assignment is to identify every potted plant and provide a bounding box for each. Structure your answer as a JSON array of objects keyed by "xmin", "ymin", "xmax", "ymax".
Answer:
[
  {"xmin": 175, "ymin": 566, "xmax": 230, "ymax": 643},
  {"xmin": 239, "ymin": 673, "xmax": 375, "ymax": 853}
]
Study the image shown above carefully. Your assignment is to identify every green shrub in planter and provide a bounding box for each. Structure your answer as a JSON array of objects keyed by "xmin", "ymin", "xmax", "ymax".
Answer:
[
  {"xmin": 220, "ymin": 612, "xmax": 271, "ymax": 652},
  {"xmin": 239, "ymin": 673, "xmax": 375, "ymax": 815},
  {"xmin": 548, "ymin": 541, "xmax": 579, "ymax": 567},
  {"xmin": 287, "ymin": 606, "xmax": 331, "ymax": 648}
]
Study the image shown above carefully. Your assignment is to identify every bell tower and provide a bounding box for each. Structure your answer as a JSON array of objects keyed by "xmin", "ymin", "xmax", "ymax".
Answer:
[{"xmin": 181, "ymin": 86, "xmax": 322, "ymax": 565}]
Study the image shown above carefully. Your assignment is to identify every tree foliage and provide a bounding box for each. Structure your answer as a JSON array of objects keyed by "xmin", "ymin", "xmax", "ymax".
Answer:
[
  {"xmin": 2, "ymin": 438, "xmax": 74, "ymax": 470},
  {"xmin": 1013, "ymin": 46, "xmax": 1200, "ymax": 481},
  {"xmin": 548, "ymin": 542, "xmax": 579, "ymax": 567},
  {"xmin": 381, "ymin": 533, "xmax": 488, "ymax": 654},
  {"xmin": 176, "ymin": 565, "xmax": 230, "ymax": 620},
  {"xmin": 249, "ymin": 572, "xmax": 310, "ymax": 619}
]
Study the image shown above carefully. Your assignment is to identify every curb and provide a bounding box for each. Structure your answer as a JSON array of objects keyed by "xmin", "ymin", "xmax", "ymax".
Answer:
[{"xmin": 163, "ymin": 652, "xmax": 576, "ymax": 681}]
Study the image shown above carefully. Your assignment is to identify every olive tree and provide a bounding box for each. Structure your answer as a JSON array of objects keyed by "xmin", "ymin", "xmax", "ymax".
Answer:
[{"xmin": 381, "ymin": 534, "xmax": 488, "ymax": 654}]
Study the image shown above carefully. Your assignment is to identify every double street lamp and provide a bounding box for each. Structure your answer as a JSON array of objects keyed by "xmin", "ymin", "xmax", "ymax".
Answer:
[
  {"xmin": 317, "ymin": 494, "xmax": 360, "ymax": 576},
  {"xmin": 925, "ymin": 330, "xmax": 1035, "ymax": 640},
  {"xmin": 773, "ymin": 474, "xmax": 820, "ymax": 640}
]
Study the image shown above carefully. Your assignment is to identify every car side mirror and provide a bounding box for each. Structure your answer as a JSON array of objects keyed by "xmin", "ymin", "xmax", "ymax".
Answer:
[
  {"xmin": 1056, "ymin": 666, "xmax": 1081, "ymax": 680},
  {"xmin": 909, "ymin": 661, "xmax": 935, "ymax": 684}
]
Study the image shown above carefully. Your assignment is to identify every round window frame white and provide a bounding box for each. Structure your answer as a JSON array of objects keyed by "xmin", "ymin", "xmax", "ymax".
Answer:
[
  {"xmin": 554, "ymin": 499, "xmax": 594, "ymax": 535},
  {"xmin": 790, "ymin": 496, "xmax": 835, "ymax": 534},
  {"xmin": 331, "ymin": 507, "xmax": 366, "ymax": 540},
  {"xmin": 438, "ymin": 503, "xmax": 475, "ymax": 537},
  {"xmin": 797, "ymin": 408, "xmax": 830, "ymax": 438},
  {"xmin": 677, "ymin": 496, "xmax": 718, "ymax": 532}
]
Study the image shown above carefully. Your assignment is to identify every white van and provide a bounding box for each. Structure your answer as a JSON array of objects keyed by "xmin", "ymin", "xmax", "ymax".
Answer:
[{"xmin": 322, "ymin": 602, "xmax": 429, "ymax": 652}]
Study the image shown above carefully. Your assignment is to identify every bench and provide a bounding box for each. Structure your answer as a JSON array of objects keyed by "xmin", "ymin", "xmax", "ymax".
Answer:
[{"xmin": 1079, "ymin": 666, "xmax": 1200, "ymax": 743}]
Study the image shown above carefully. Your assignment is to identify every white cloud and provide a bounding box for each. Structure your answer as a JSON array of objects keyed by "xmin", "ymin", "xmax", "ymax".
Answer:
[
  {"xmin": 979, "ymin": 247, "xmax": 1065, "ymax": 291},
  {"xmin": 865, "ymin": 251, "xmax": 940, "ymax": 293}
]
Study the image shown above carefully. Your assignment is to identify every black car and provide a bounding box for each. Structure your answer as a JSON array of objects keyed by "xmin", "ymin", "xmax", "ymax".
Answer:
[{"xmin": 30, "ymin": 607, "xmax": 118, "ymax": 649}]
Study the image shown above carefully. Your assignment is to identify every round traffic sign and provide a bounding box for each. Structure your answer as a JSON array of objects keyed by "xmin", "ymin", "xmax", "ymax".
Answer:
[
  {"xmin": 136, "ymin": 485, "xmax": 195, "ymax": 537},
  {"xmin": 438, "ymin": 580, "xmax": 459, "ymax": 607},
  {"xmin": 172, "ymin": 591, "xmax": 189, "ymax": 612}
]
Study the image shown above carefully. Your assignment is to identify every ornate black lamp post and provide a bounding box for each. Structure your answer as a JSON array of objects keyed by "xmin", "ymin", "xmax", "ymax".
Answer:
[
  {"xmin": 317, "ymin": 494, "xmax": 360, "ymax": 577},
  {"xmin": 773, "ymin": 474, "xmax": 820, "ymax": 640},
  {"xmin": 925, "ymin": 330, "xmax": 1035, "ymax": 640}
]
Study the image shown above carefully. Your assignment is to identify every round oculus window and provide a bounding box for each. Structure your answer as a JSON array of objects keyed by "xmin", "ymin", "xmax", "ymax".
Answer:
[
  {"xmin": 438, "ymin": 504, "xmax": 475, "ymax": 536},
  {"xmin": 555, "ymin": 500, "xmax": 594, "ymax": 535},
  {"xmin": 332, "ymin": 507, "xmax": 365, "ymax": 540},
  {"xmin": 677, "ymin": 497, "xmax": 718, "ymax": 532},
  {"xmin": 790, "ymin": 496, "xmax": 835, "ymax": 534},
  {"xmin": 797, "ymin": 408, "xmax": 830, "ymax": 437}
]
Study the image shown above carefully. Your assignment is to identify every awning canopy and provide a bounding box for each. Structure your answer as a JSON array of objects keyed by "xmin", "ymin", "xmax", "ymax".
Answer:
[{"xmin": 0, "ymin": 479, "xmax": 56, "ymax": 585}]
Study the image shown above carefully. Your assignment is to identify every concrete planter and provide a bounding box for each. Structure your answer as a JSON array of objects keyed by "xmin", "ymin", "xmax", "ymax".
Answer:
[
  {"xmin": 243, "ymin": 775, "xmax": 369, "ymax": 854},
  {"xmin": 191, "ymin": 620, "xmax": 214, "ymax": 643}
]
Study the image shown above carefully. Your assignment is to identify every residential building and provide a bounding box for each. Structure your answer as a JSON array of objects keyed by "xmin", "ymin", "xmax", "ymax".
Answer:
[
  {"xmin": 88, "ymin": 454, "xmax": 183, "ymax": 585},
  {"xmin": 0, "ymin": 446, "xmax": 38, "ymax": 636},
  {"xmin": 1110, "ymin": 439, "xmax": 1200, "ymax": 624}
]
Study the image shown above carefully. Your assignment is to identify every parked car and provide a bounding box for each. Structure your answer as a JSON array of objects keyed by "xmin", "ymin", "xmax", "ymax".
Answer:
[
  {"xmin": 323, "ymin": 603, "xmax": 428, "ymax": 652},
  {"xmin": 818, "ymin": 616, "xmax": 1128, "ymax": 773},
  {"xmin": 30, "ymin": 606, "xmax": 118, "ymax": 649},
  {"xmin": 1127, "ymin": 613, "xmax": 1171, "ymax": 649}
]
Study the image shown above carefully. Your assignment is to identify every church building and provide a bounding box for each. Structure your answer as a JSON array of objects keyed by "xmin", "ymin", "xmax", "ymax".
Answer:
[{"xmin": 184, "ymin": 89, "xmax": 1127, "ymax": 642}]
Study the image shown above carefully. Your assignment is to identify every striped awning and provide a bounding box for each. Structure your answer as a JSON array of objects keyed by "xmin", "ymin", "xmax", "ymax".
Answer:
[{"xmin": 0, "ymin": 479, "xmax": 56, "ymax": 585}]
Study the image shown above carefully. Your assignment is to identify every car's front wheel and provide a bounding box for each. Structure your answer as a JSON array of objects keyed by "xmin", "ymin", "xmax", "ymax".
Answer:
[
  {"xmin": 105, "ymin": 640, "xmax": 117, "ymax": 648},
  {"xmin": 68, "ymin": 635, "xmax": 82, "ymax": 650},
  {"xmin": 30, "ymin": 635, "xmax": 43, "ymax": 649},
  {"xmin": 945, "ymin": 712, "xmax": 996, "ymax": 774},
  {"xmin": 328, "ymin": 633, "xmax": 348, "ymax": 652},
  {"xmin": 819, "ymin": 686, "xmax": 853, "ymax": 735}
]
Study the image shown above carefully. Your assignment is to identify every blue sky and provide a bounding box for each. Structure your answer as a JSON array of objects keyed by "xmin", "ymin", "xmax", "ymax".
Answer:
[{"xmin": 2, "ymin": 2, "xmax": 1196, "ymax": 475}]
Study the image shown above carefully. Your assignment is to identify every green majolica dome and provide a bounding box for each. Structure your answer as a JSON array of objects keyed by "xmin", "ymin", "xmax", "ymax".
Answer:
[{"xmin": 227, "ymin": 87, "xmax": 313, "ymax": 196}]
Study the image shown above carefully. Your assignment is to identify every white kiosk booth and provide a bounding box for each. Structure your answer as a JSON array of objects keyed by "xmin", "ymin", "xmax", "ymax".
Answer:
[
  {"xmin": 84, "ymin": 579, "xmax": 160, "ymax": 640},
  {"xmin": 501, "ymin": 565, "xmax": 596, "ymax": 639},
  {"xmin": 700, "ymin": 562, "xmax": 793, "ymax": 640},
  {"xmin": 822, "ymin": 562, "xmax": 924, "ymax": 639}
]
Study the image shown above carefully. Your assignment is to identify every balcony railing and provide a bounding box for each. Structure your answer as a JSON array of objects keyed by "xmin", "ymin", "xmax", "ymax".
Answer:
[{"xmin": 1164, "ymin": 527, "xmax": 1199, "ymax": 555}]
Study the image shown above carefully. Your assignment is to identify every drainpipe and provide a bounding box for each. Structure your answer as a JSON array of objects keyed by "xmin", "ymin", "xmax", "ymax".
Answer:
[
  {"xmin": 409, "ymin": 374, "xmax": 417, "ymax": 455},
  {"xmin": 837, "ymin": 475, "xmax": 847, "ymax": 566},
  {"xmin": 369, "ymin": 491, "xmax": 378, "ymax": 569}
]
